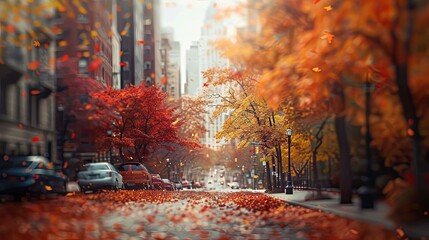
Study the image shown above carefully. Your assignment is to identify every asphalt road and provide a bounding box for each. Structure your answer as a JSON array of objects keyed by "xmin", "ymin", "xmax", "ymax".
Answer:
[{"xmin": 0, "ymin": 189, "xmax": 393, "ymax": 240}]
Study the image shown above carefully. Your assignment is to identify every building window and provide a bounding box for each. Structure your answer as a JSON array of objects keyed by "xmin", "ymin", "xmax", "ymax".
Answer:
[
  {"xmin": 78, "ymin": 58, "xmax": 89, "ymax": 74},
  {"xmin": 144, "ymin": 61, "xmax": 151, "ymax": 70},
  {"xmin": 145, "ymin": 46, "xmax": 151, "ymax": 56},
  {"xmin": 123, "ymin": 61, "xmax": 130, "ymax": 71}
]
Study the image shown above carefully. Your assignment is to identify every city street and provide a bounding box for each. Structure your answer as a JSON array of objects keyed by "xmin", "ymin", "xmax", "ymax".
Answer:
[{"xmin": 0, "ymin": 190, "xmax": 398, "ymax": 240}]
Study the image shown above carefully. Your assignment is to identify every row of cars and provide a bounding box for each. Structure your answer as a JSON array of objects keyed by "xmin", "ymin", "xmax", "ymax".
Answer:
[
  {"xmin": 0, "ymin": 156, "xmax": 179, "ymax": 198},
  {"xmin": 78, "ymin": 162, "xmax": 177, "ymax": 192}
]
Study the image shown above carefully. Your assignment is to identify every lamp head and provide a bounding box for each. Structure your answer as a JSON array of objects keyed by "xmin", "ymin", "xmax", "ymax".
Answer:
[{"xmin": 286, "ymin": 128, "xmax": 292, "ymax": 136}]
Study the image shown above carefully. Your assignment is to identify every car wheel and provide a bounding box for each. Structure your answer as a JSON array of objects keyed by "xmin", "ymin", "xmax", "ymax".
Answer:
[
  {"xmin": 113, "ymin": 180, "xmax": 119, "ymax": 192},
  {"xmin": 62, "ymin": 182, "xmax": 68, "ymax": 196}
]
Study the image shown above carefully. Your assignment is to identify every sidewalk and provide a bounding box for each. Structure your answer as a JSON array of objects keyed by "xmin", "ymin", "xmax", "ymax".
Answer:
[{"xmin": 268, "ymin": 190, "xmax": 429, "ymax": 239}]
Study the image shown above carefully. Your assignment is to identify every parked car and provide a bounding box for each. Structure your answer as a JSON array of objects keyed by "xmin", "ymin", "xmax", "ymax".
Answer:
[
  {"xmin": 78, "ymin": 162, "xmax": 124, "ymax": 193},
  {"xmin": 174, "ymin": 181, "xmax": 183, "ymax": 190},
  {"xmin": 181, "ymin": 180, "xmax": 190, "ymax": 189},
  {"xmin": 193, "ymin": 181, "xmax": 201, "ymax": 188},
  {"xmin": 0, "ymin": 156, "xmax": 67, "ymax": 198},
  {"xmin": 151, "ymin": 174, "xmax": 164, "ymax": 190},
  {"xmin": 229, "ymin": 182, "xmax": 240, "ymax": 189},
  {"xmin": 162, "ymin": 179, "xmax": 174, "ymax": 191},
  {"xmin": 118, "ymin": 162, "xmax": 153, "ymax": 189}
]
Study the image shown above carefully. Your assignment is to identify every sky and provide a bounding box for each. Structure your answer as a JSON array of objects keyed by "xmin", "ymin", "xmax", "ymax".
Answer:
[{"xmin": 161, "ymin": 0, "xmax": 211, "ymax": 94}]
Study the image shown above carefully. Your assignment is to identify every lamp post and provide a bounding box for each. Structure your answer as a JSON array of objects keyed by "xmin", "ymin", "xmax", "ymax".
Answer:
[
  {"xmin": 285, "ymin": 128, "xmax": 293, "ymax": 194},
  {"xmin": 166, "ymin": 158, "xmax": 171, "ymax": 180},
  {"xmin": 106, "ymin": 129, "xmax": 113, "ymax": 163},
  {"xmin": 358, "ymin": 75, "xmax": 375, "ymax": 209}
]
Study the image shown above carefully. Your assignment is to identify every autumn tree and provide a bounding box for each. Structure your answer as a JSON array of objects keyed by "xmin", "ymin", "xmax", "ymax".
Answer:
[
  {"xmin": 91, "ymin": 85, "xmax": 186, "ymax": 164},
  {"xmin": 221, "ymin": 0, "xmax": 429, "ymax": 207}
]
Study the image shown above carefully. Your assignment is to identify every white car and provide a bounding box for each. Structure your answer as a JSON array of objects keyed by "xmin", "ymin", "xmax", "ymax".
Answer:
[
  {"xmin": 78, "ymin": 162, "xmax": 124, "ymax": 193},
  {"xmin": 229, "ymin": 182, "xmax": 240, "ymax": 189}
]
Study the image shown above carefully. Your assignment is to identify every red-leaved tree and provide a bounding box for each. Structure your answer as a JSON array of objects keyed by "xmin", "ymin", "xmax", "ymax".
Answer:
[{"xmin": 91, "ymin": 85, "xmax": 190, "ymax": 163}]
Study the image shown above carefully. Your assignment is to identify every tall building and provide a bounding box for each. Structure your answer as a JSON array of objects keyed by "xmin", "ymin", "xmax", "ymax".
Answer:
[
  {"xmin": 0, "ymin": 0, "xmax": 56, "ymax": 160},
  {"xmin": 111, "ymin": 0, "xmax": 122, "ymax": 89},
  {"xmin": 117, "ymin": 0, "xmax": 144, "ymax": 87},
  {"xmin": 143, "ymin": 0, "xmax": 162, "ymax": 87},
  {"xmin": 199, "ymin": 2, "xmax": 230, "ymax": 150},
  {"xmin": 161, "ymin": 28, "xmax": 181, "ymax": 99},
  {"xmin": 54, "ymin": 0, "xmax": 115, "ymax": 166},
  {"xmin": 185, "ymin": 41, "xmax": 200, "ymax": 96}
]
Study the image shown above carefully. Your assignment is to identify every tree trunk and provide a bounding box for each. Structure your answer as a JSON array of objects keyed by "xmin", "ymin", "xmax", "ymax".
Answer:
[
  {"xmin": 335, "ymin": 115, "xmax": 353, "ymax": 204},
  {"xmin": 313, "ymin": 150, "xmax": 318, "ymax": 187},
  {"xmin": 271, "ymin": 155, "xmax": 277, "ymax": 190}
]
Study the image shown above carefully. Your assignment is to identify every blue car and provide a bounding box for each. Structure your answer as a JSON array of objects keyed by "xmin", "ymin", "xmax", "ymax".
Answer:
[{"xmin": 0, "ymin": 156, "xmax": 67, "ymax": 198}]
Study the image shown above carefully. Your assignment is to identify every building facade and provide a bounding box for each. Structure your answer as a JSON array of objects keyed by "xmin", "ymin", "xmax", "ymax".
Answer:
[
  {"xmin": 185, "ymin": 41, "xmax": 200, "ymax": 96},
  {"xmin": 198, "ymin": 3, "xmax": 230, "ymax": 150},
  {"xmin": 54, "ymin": 0, "xmax": 115, "ymax": 166},
  {"xmin": 0, "ymin": 0, "xmax": 57, "ymax": 160},
  {"xmin": 143, "ymin": 0, "xmax": 162, "ymax": 87},
  {"xmin": 117, "ymin": 0, "xmax": 144, "ymax": 87}
]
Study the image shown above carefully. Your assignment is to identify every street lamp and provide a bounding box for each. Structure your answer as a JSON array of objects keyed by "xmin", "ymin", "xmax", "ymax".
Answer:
[
  {"xmin": 285, "ymin": 128, "xmax": 293, "ymax": 194},
  {"xmin": 358, "ymin": 74, "xmax": 375, "ymax": 209},
  {"xmin": 166, "ymin": 158, "xmax": 171, "ymax": 180},
  {"xmin": 107, "ymin": 129, "xmax": 113, "ymax": 163}
]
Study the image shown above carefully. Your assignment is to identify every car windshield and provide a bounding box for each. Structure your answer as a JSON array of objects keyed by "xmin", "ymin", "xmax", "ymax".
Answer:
[{"xmin": 85, "ymin": 164, "xmax": 109, "ymax": 171}]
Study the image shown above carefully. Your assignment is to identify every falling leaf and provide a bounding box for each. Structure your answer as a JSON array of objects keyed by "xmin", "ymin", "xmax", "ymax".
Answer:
[
  {"xmin": 119, "ymin": 51, "xmax": 123, "ymax": 56},
  {"xmin": 88, "ymin": 58, "xmax": 103, "ymax": 71},
  {"xmin": 320, "ymin": 31, "xmax": 335, "ymax": 44},
  {"xmin": 150, "ymin": 73, "xmax": 155, "ymax": 78},
  {"xmin": 61, "ymin": 54, "xmax": 69, "ymax": 62},
  {"xmin": 33, "ymin": 40, "xmax": 41, "ymax": 47},
  {"xmin": 18, "ymin": 123, "xmax": 23, "ymax": 129},
  {"xmin": 58, "ymin": 40, "xmax": 68, "ymax": 47},
  {"xmin": 65, "ymin": 192, "xmax": 75, "ymax": 197},
  {"xmin": 85, "ymin": 104, "xmax": 92, "ymax": 110},
  {"xmin": 314, "ymin": 0, "xmax": 321, "ymax": 3},
  {"xmin": 161, "ymin": 76, "xmax": 168, "ymax": 85},
  {"xmin": 63, "ymin": 162, "xmax": 68, "ymax": 168},
  {"xmin": 21, "ymin": 92, "xmax": 27, "ymax": 97},
  {"xmin": 396, "ymin": 228, "xmax": 405, "ymax": 237},
  {"xmin": 349, "ymin": 229, "xmax": 359, "ymax": 235},
  {"xmin": 407, "ymin": 128, "xmax": 414, "ymax": 136},
  {"xmin": 312, "ymin": 67, "xmax": 322, "ymax": 72},
  {"xmin": 203, "ymin": 82, "xmax": 209, "ymax": 87},
  {"xmin": 91, "ymin": 30, "xmax": 98, "ymax": 38},
  {"xmin": 324, "ymin": 5, "xmax": 332, "ymax": 11},
  {"xmin": 28, "ymin": 61, "xmax": 40, "ymax": 70},
  {"xmin": 6, "ymin": 24, "xmax": 15, "ymax": 32},
  {"xmin": 45, "ymin": 185, "xmax": 53, "ymax": 191},
  {"xmin": 121, "ymin": 30, "xmax": 128, "ymax": 36},
  {"xmin": 137, "ymin": 40, "xmax": 145, "ymax": 45},
  {"xmin": 31, "ymin": 136, "xmax": 40, "ymax": 142},
  {"xmin": 120, "ymin": 62, "xmax": 127, "ymax": 67},
  {"xmin": 31, "ymin": 90, "xmax": 41, "ymax": 95},
  {"xmin": 95, "ymin": 43, "xmax": 100, "ymax": 52}
]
